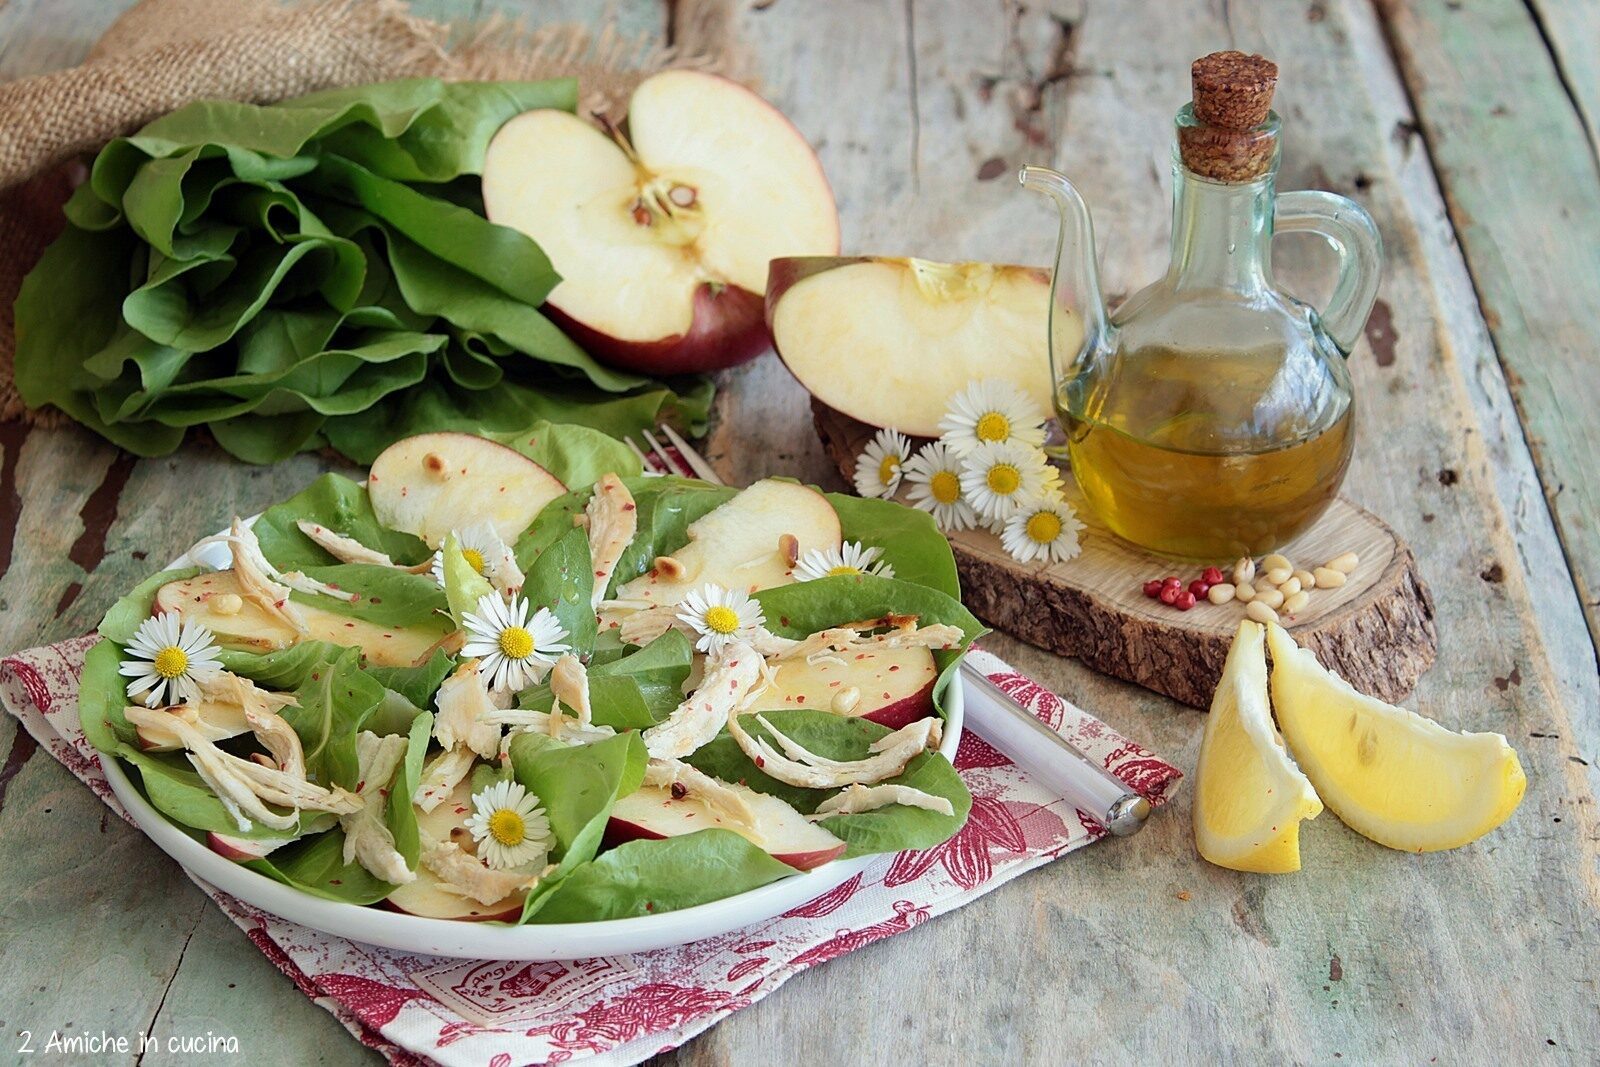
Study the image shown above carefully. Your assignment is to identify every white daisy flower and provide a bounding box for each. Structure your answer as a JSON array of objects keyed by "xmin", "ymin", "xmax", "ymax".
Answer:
[
  {"xmin": 677, "ymin": 584, "xmax": 765, "ymax": 655},
  {"xmin": 119, "ymin": 612, "xmax": 223, "ymax": 708},
  {"xmin": 461, "ymin": 592, "xmax": 569, "ymax": 693},
  {"xmin": 959, "ymin": 440, "xmax": 1052, "ymax": 523},
  {"xmin": 794, "ymin": 541, "xmax": 896, "ymax": 582},
  {"xmin": 430, "ymin": 522, "xmax": 518, "ymax": 591},
  {"xmin": 1000, "ymin": 496, "xmax": 1085, "ymax": 564},
  {"xmin": 464, "ymin": 779, "xmax": 552, "ymax": 870},
  {"xmin": 853, "ymin": 428, "xmax": 911, "ymax": 499},
  {"xmin": 902, "ymin": 440, "xmax": 978, "ymax": 532},
  {"xmin": 938, "ymin": 379, "xmax": 1047, "ymax": 455}
]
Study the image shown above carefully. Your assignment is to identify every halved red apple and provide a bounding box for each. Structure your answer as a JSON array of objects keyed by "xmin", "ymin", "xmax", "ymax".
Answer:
[
  {"xmin": 482, "ymin": 70, "xmax": 840, "ymax": 376},
  {"xmin": 385, "ymin": 778, "xmax": 527, "ymax": 921},
  {"xmin": 767, "ymin": 256, "xmax": 1065, "ymax": 437},
  {"xmin": 608, "ymin": 781, "xmax": 845, "ymax": 871},
  {"xmin": 367, "ymin": 431, "xmax": 566, "ymax": 549},
  {"xmin": 751, "ymin": 646, "xmax": 937, "ymax": 729},
  {"xmin": 207, "ymin": 813, "xmax": 337, "ymax": 862},
  {"xmin": 154, "ymin": 570, "xmax": 451, "ymax": 668},
  {"xmin": 614, "ymin": 478, "xmax": 842, "ymax": 606}
]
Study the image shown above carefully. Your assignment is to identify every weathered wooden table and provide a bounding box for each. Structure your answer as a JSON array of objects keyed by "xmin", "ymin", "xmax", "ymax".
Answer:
[{"xmin": 2, "ymin": 1, "xmax": 1597, "ymax": 1063}]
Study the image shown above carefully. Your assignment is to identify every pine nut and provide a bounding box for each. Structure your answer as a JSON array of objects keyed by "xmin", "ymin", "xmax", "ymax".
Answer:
[
  {"xmin": 1235, "ymin": 581, "xmax": 1257, "ymax": 602},
  {"xmin": 1262, "ymin": 553, "xmax": 1293, "ymax": 574},
  {"xmin": 1327, "ymin": 551, "xmax": 1359, "ymax": 574},
  {"xmin": 1294, "ymin": 569, "xmax": 1317, "ymax": 589},
  {"xmin": 832, "ymin": 686, "xmax": 862, "ymax": 713},
  {"xmin": 1279, "ymin": 576, "xmax": 1302, "ymax": 596},
  {"xmin": 1313, "ymin": 566, "xmax": 1347, "ymax": 588},
  {"xmin": 778, "ymin": 533, "xmax": 800, "ymax": 567},
  {"xmin": 1233, "ymin": 557, "xmax": 1256, "ymax": 585},
  {"xmin": 212, "ymin": 593, "xmax": 243, "ymax": 616},
  {"xmin": 1284, "ymin": 590, "xmax": 1310, "ymax": 614},
  {"xmin": 1246, "ymin": 600, "xmax": 1279, "ymax": 624},
  {"xmin": 1265, "ymin": 567, "xmax": 1293, "ymax": 587},
  {"xmin": 654, "ymin": 554, "xmax": 686, "ymax": 580},
  {"xmin": 1207, "ymin": 582, "xmax": 1236, "ymax": 605},
  {"xmin": 1255, "ymin": 588, "xmax": 1285, "ymax": 610}
]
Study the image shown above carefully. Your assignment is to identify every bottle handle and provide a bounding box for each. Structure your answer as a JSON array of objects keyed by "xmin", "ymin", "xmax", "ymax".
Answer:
[{"xmin": 1273, "ymin": 190, "xmax": 1383, "ymax": 356}]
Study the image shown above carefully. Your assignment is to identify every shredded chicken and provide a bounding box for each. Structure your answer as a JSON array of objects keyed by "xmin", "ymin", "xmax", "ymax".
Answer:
[
  {"xmin": 414, "ymin": 745, "xmax": 476, "ymax": 813},
  {"xmin": 421, "ymin": 840, "xmax": 541, "ymax": 905},
  {"xmin": 809, "ymin": 782, "xmax": 955, "ymax": 819},
  {"xmin": 433, "ymin": 661, "xmax": 502, "ymax": 759},
  {"xmin": 486, "ymin": 714, "xmax": 617, "ymax": 748},
  {"xmin": 339, "ymin": 731, "xmax": 415, "ymax": 884},
  {"xmin": 644, "ymin": 758, "xmax": 757, "ymax": 829},
  {"xmin": 294, "ymin": 521, "xmax": 396, "ymax": 567},
  {"xmin": 611, "ymin": 602, "xmax": 682, "ymax": 647},
  {"xmin": 726, "ymin": 712, "xmax": 942, "ymax": 789},
  {"xmin": 585, "ymin": 474, "xmax": 638, "ymax": 609},
  {"xmin": 547, "ymin": 653, "xmax": 592, "ymax": 734},
  {"xmin": 198, "ymin": 671, "xmax": 305, "ymax": 777},
  {"xmin": 125, "ymin": 705, "xmax": 361, "ymax": 832},
  {"xmin": 642, "ymin": 641, "xmax": 767, "ymax": 760}
]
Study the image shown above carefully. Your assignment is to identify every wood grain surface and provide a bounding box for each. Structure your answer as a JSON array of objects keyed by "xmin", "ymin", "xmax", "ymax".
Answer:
[{"xmin": 0, "ymin": 2, "xmax": 1596, "ymax": 1065}]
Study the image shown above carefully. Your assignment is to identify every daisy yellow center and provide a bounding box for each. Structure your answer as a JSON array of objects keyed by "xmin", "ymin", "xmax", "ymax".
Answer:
[
  {"xmin": 1026, "ymin": 511, "xmax": 1064, "ymax": 544},
  {"xmin": 498, "ymin": 626, "xmax": 535, "ymax": 660},
  {"xmin": 153, "ymin": 646, "xmax": 189, "ymax": 679},
  {"xmin": 930, "ymin": 470, "xmax": 961, "ymax": 504},
  {"xmin": 827, "ymin": 565, "xmax": 862, "ymax": 577},
  {"xmin": 986, "ymin": 464, "xmax": 1021, "ymax": 495},
  {"xmin": 703, "ymin": 605, "xmax": 742, "ymax": 635},
  {"xmin": 487, "ymin": 808, "xmax": 525, "ymax": 846},
  {"xmin": 975, "ymin": 411, "xmax": 1011, "ymax": 443},
  {"xmin": 461, "ymin": 548, "xmax": 486, "ymax": 574},
  {"xmin": 878, "ymin": 455, "xmax": 901, "ymax": 484}
]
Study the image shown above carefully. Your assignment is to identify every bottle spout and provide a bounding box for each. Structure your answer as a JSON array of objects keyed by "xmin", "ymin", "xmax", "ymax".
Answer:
[{"xmin": 1019, "ymin": 165, "xmax": 1109, "ymax": 370}]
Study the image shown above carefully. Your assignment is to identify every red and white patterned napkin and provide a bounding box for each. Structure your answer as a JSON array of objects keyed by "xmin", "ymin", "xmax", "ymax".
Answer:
[{"xmin": 1, "ymin": 636, "xmax": 1180, "ymax": 1067}]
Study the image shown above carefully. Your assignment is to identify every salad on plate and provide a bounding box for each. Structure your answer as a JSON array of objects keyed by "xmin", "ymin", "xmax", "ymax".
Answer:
[{"xmin": 79, "ymin": 424, "xmax": 980, "ymax": 924}]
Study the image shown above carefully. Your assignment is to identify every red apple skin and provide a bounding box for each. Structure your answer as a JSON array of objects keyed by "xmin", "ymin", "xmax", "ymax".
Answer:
[
  {"xmin": 206, "ymin": 831, "xmax": 282, "ymax": 862},
  {"xmin": 859, "ymin": 679, "xmax": 937, "ymax": 731},
  {"xmin": 550, "ymin": 280, "xmax": 770, "ymax": 377}
]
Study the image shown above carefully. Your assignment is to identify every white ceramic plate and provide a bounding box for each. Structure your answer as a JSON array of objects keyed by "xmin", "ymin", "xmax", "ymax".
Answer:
[{"xmin": 97, "ymin": 527, "xmax": 965, "ymax": 960}]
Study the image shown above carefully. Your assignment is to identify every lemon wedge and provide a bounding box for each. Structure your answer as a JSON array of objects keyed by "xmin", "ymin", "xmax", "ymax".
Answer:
[
  {"xmin": 1265, "ymin": 622, "xmax": 1525, "ymax": 852},
  {"xmin": 1193, "ymin": 620, "xmax": 1323, "ymax": 873}
]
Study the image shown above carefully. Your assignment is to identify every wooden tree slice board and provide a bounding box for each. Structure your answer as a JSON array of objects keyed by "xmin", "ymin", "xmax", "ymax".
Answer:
[{"xmin": 813, "ymin": 400, "xmax": 1437, "ymax": 709}]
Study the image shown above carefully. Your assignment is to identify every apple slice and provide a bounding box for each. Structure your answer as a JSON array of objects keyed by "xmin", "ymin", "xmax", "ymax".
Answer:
[
  {"xmin": 367, "ymin": 431, "xmax": 566, "ymax": 549},
  {"xmin": 137, "ymin": 699, "xmax": 247, "ymax": 751},
  {"xmin": 482, "ymin": 70, "xmax": 839, "ymax": 376},
  {"xmin": 385, "ymin": 777, "xmax": 527, "ymax": 921},
  {"xmin": 607, "ymin": 782, "xmax": 846, "ymax": 871},
  {"xmin": 206, "ymin": 813, "xmax": 337, "ymax": 862},
  {"xmin": 154, "ymin": 570, "xmax": 450, "ymax": 668},
  {"xmin": 767, "ymin": 256, "xmax": 1066, "ymax": 437},
  {"xmin": 614, "ymin": 478, "xmax": 841, "ymax": 606},
  {"xmin": 751, "ymin": 646, "xmax": 937, "ymax": 729}
]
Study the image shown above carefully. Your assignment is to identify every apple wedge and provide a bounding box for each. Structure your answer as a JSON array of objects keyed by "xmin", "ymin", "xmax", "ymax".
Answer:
[
  {"xmin": 385, "ymin": 778, "xmax": 527, "ymax": 921},
  {"xmin": 137, "ymin": 699, "xmax": 248, "ymax": 751},
  {"xmin": 768, "ymin": 256, "xmax": 1067, "ymax": 437},
  {"xmin": 367, "ymin": 431, "xmax": 566, "ymax": 549},
  {"xmin": 752, "ymin": 646, "xmax": 937, "ymax": 729},
  {"xmin": 206, "ymin": 814, "xmax": 336, "ymax": 862},
  {"xmin": 482, "ymin": 70, "xmax": 839, "ymax": 376},
  {"xmin": 613, "ymin": 478, "xmax": 841, "ymax": 606},
  {"xmin": 154, "ymin": 570, "xmax": 449, "ymax": 668},
  {"xmin": 607, "ymin": 782, "xmax": 846, "ymax": 871}
]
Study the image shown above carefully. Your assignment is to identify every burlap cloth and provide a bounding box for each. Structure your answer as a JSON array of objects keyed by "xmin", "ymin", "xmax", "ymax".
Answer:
[{"xmin": 0, "ymin": 0, "xmax": 742, "ymax": 424}]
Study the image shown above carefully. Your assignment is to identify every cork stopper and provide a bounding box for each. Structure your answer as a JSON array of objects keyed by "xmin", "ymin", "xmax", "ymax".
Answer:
[{"xmin": 1178, "ymin": 51, "xmax": 1280, "ymax": 182}]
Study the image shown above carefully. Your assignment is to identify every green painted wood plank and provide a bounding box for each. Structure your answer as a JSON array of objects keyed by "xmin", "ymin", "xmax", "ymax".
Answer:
[
  {"xmin": 1528, "ymin": 0, "xmax": 1600, "ymax": 156},
  {"xmin": 1379, "ymin": 0, "xmax": 1600, "ymax": 660}
]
